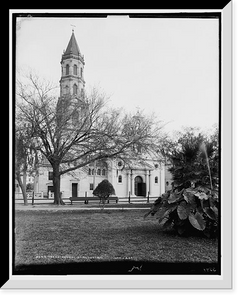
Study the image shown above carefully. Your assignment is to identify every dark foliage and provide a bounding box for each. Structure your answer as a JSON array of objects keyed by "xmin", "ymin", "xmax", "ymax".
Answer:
[
  {"xmin": 148, "ymin": 127, "xmax": 219, "ymax": 238},
  {"xmin": 144, "ymin": 186, "xmax": 219, "ymax": 238},
  {"xmin": 93, "ymin": 179, "xmax": 115, "ymax": 201},
  {"xmin": 168, "ymin": 129, "xmax": 219, "ymax": 189}
]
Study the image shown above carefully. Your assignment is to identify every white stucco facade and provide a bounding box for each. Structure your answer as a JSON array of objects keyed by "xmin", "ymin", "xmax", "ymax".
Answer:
[{"xmin": 35, "ymin": 157, "xmax": 166, "ymax": 199}]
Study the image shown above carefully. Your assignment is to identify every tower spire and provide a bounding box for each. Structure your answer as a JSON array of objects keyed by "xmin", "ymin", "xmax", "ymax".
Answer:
[
  {"xmin": 59, "ymin": 31, "xmax": 85, "ymax": 99},
  {"xmin": 63, "ymin": 30, "xmax": 81, "ymax": 57}
]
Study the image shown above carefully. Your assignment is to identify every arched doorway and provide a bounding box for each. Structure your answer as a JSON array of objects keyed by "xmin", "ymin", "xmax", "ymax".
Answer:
[{"xmin": 134, "ymin": 176, "xmax": 146, "ymax": 196}]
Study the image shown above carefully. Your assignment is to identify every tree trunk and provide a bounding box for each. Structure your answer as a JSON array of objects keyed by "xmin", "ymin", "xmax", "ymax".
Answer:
[
  {"xmin": 52, "ymin": 163, "xmax": 65, "ymax": 205},
  {"xmin": 16, "ymin": 172, "xmax": 28, "ymax": 206}
]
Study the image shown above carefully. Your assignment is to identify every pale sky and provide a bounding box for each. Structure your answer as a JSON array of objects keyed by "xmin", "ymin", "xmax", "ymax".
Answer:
[{"xmin": 16, "ymin": 16, "xmax": 219, "ymax": 134}]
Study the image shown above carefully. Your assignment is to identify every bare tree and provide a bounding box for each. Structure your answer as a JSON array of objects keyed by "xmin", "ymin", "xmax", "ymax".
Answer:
[
  {"xmin": 15, "ymin": 124, "xmax": 40, "ymax": 205},
  {"xmin": 15, "ymin": 131, "xmax": 28, "ymax": 205},
  {"xmin": 16, "ymin": 73, "xmax": 162, "ymax": 205}
]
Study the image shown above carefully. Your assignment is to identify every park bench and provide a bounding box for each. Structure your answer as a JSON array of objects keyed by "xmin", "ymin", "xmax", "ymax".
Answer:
[{"xmin": 69, "ymin": 196, "xmax": 119, "ymax": 205}]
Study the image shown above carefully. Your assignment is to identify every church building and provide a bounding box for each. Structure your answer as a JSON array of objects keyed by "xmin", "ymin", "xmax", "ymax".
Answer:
[{"xmin": 35, "ymin": 31, "xmax": 173, "ymax": 200}]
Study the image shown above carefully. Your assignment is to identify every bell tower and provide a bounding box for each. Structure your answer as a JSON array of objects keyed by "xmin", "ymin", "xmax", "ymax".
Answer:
[{"xmin": 59, "ymin": 30, "xmax": 85, "ymax": 100}]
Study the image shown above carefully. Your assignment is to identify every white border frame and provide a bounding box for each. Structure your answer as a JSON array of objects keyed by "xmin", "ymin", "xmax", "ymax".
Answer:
[{"xmin": 6, "ymin": 4, "xmax": 232, "ymax": 289}]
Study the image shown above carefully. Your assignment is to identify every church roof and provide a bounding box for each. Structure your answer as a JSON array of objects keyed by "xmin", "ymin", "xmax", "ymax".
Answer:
[{"xmin": 64, "ymin": 30, "xmax": 81, "ymax": 56}]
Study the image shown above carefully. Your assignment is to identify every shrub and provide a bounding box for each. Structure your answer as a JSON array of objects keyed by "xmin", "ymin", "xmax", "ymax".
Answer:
[
  {"xmin": 144, "ymin": 186, "xmax": 219, "ymax": 238},
  {"xmin": 93, "ymin": 179, "xmax": 115, "ymax": 204}
]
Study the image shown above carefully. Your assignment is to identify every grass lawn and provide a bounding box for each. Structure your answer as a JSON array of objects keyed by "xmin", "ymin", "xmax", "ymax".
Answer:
[{"xmin": 14, "ymin": 209, "xmax": 218, "ymax": 270}]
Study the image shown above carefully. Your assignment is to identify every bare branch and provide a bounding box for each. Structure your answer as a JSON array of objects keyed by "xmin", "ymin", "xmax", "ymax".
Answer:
[{"xmin": 16, "ymin": 71, "xmax": 163, "ymax": 180}]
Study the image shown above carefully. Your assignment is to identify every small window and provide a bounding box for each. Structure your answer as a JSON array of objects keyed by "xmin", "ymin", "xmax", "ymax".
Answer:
[
  {"xmin": 48, "ymin": 171, "xmax": 53, "ymax": 180},
  {"xmin": 118, "ymin": 175, "xmax": 122, "ymax": 183},
  {"xmin": 73, "ymin": 64, "xmax": 77, "ymax": 75},
  {"xmin": 66, "ymin": 64, "xmax": 69, "ymax": 75},
  {"xmin": 80, "ymin": 68, "xmax": 83, "ymax": 78},
  {"xmin": 65, "ymin": 85, "xmax": 69, "ymax": 94},
  {"xmin": 88, "ymin": 168, "xmax": 91, "ymax": 175},
  {"xmin": 102, "ymin": 169, "xmax": 106, "ymax": 176},
  {"xmin": 72, "ymin": 110, "xmax": 79, "ymax": 125},
  {"xmin": 97, "ymin": 169, "xmax": 101, "ymax": 175},
  {"xmin": 92, "ymin": 169, "xmax": 95, "ymax": 175},
  {"xmin": 81, "ymin": 89, "xmax": 85, "ymax": 99},
  {"xmin": 155, "ymin": 176, "xmax": 158, "ymax": 184},
  {"xmin": 73, "ymin": 84, "xmax": 78, "ymax": 95},
  {"xmin": 90, "ymin": 183, "xmax": 94, "ymax": 190}
]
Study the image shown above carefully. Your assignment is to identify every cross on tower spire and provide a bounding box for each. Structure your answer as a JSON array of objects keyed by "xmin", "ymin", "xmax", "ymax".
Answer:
[{"xmin": 71, "ymin": 24, "xmax": 76, "ymax": 33}]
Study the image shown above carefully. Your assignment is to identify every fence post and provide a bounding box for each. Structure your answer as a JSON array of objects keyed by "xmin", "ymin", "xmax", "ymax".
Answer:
[
  {"xmin": 147, "ymin": 191, "xmax": 150, "ymax": 203},
  {"xmin": 32, "ymin": 191, "xmax": 34, "ymax": 205}
]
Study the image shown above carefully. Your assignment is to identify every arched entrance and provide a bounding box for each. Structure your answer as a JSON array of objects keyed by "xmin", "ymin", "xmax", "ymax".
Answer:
[{"xmin": 134, "ymin": 176, "xmax": 146, "ymax": 196}]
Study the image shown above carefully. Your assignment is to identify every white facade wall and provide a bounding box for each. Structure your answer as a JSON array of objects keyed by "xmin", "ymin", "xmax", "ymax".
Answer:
[
  {"xmin": 36, "ymin": 165, "xmax": 108, "ymax": 198},
  {"xmin": 36, "ymin": 162, "xmax": 168, "ymax": 198},
  {"xmin": 37, "ymin": 167, "xmax": 53, "ymax": 196},
  {"xmin": 36, "ymin": 158, "xmax": 170, "ymax": 199}
]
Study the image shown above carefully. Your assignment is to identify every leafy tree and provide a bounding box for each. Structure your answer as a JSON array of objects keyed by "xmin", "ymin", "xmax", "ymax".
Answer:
[
  {"xmin": 159, "ymin": 127, "xmax": 219, "ymax": 189},
  {"xmin": 146, "ymin": 127, "xmax": 219, "ymax": 237},
  {"xmin": 93, "ymin": 179, "xmax": 115, "ymax": 206}
]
